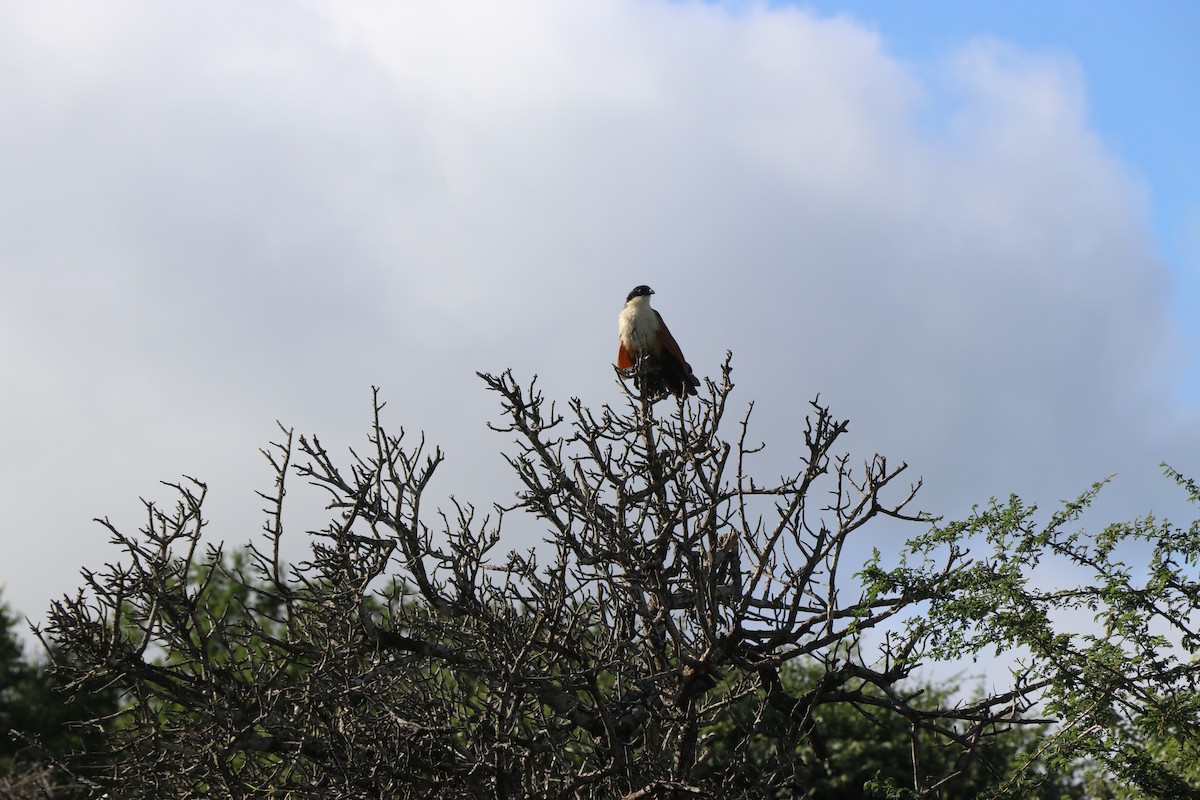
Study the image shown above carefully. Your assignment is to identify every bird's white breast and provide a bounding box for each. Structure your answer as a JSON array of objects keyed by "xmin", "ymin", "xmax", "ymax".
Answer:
[{"xmin": 618, "ymin": 297, "xmax": 660, "ymax": 354}]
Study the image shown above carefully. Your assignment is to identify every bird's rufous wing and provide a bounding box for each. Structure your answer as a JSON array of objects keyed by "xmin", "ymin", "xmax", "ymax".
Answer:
[
  {"xmin": 654, "ymin": 310, "xmax": 691, "ymax": 369},
  {"xmin": 617, "ymin": 343, "xmax": 635, "ymax": 369}
]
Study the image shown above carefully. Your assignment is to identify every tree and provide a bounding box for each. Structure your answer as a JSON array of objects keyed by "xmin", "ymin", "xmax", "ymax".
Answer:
[
  {"xmin": 884, "ymin": 471, "xmax": 1200, "ymax": 799},
  {"xmin": 696, "ymin": 657, "xmax": 1080, "ymax": 800},
  {"xmin": 41, "ymin": 359, "xmax": 1200, "ymax": 798},
  {"xmin": 1, "ymin": 595, "xmax": 117, "ymax": 799}
]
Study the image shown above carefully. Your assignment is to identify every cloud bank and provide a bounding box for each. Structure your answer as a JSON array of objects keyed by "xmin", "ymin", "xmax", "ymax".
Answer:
[{"xmin": 0, "ymin": 1, "xmax": 1189, "ymax": 624}]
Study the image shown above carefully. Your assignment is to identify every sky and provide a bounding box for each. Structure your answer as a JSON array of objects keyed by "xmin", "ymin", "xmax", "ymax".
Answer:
[{"xmin": 2, "ymin": 0, "xmax": 1198, "ymax": 652}]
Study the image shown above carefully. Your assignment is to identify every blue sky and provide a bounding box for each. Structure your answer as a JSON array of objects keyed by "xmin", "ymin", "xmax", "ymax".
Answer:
[
  {"xmin": 802, "ymin": 0, "xmax": 1200, "ymax": 364},
  {"xmin": 1, "ymin": 1, "xmax": 1197, "ymax": 666}
]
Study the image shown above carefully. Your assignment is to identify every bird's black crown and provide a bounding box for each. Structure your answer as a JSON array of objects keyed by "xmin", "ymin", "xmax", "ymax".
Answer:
[{"xmin": 626, "ymin": 285, "xmax": 654, "ymax": 302}]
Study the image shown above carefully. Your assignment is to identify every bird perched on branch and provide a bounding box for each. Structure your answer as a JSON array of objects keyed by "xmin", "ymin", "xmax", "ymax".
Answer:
[{"xmin": 617, "ymin": 285, "xmax": 700, "ymax": 399}]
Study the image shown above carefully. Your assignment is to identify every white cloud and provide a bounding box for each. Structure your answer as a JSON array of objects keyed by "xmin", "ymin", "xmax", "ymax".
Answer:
[{"xmin": 0, "ymin": 1, "xmax": 1189, "ymax": 628}]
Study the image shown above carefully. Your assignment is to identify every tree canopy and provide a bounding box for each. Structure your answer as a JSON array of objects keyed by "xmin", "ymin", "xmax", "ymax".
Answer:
[{"xmin": 33, "ymin": 360, "xmax": 1200, "ymax": 798}]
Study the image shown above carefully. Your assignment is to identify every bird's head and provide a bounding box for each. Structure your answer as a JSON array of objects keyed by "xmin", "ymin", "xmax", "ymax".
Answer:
[{"xmin": 626, "ymin": 285, "xmax": 654, "ymax": 303}]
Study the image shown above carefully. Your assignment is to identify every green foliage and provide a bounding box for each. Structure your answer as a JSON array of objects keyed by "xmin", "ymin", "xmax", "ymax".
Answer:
[
  {"xmin": 698, "ymin": 658, "xmax": 1080, "ymax": 800},
  {"xmin": 0, "ymin": 598, "xmax": 33, "ymax": 768},
  {"xmin": 859, "ymin": 465, "xmax": 1200, "ymax": 799}
]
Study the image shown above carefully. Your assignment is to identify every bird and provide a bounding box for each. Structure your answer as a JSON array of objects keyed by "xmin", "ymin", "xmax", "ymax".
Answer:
[{"xmin": 617, "ymin": 285, "xmax": 700, "ymax": 399}]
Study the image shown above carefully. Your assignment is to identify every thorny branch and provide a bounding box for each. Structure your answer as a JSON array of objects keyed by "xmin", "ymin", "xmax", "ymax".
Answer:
[{"xmin": 41, "ymin": 355, "xmax": 1200, "ymax": 799}]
